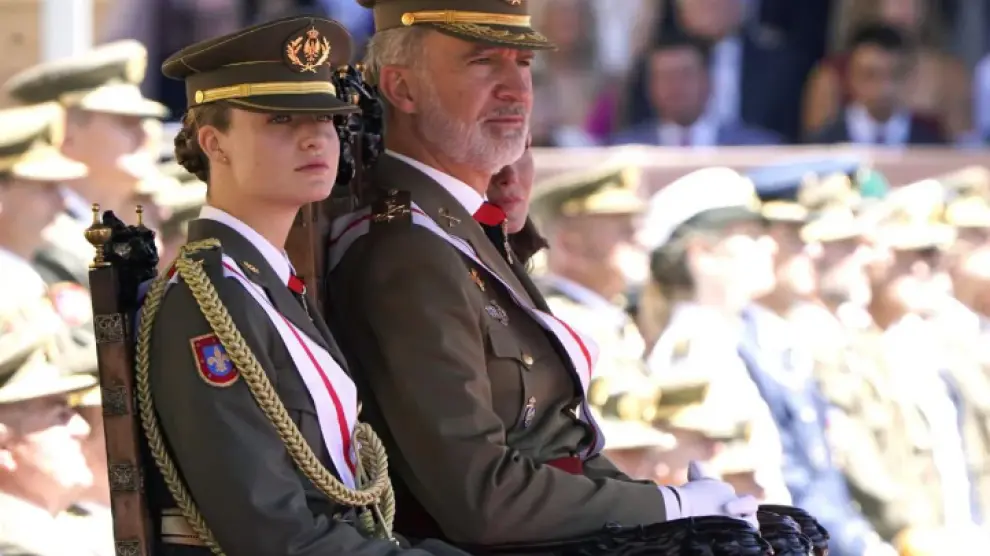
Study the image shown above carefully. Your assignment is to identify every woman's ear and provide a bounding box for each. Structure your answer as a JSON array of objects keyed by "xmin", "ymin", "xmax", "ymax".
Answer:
[{"xmin": 197, "ymin": 125, "xmax": 227, "ymax": 165}]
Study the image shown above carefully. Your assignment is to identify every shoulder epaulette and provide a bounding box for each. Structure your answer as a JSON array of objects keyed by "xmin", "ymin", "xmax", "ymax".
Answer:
[
  {"xmin": 170, "ymin": 238, "xmax": 223, "ymax": 280},
  {"xmin": 370, "ymin": 188, "xmax": 412, "ymax": 229}
]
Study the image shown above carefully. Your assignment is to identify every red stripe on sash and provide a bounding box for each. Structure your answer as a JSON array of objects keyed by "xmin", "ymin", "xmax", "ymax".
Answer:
[{"xmin": 221, "ymin": 262, "xmax": 356, "ymax": 476}]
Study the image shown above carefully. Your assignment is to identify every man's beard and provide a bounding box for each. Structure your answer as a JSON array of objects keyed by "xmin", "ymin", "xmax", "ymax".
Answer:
[{"xmin": 415, "ymin": 79, "xmax": 528, "ymax": 176}]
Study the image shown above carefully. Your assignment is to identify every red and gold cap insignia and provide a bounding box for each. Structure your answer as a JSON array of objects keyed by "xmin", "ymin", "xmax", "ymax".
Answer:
[{"xmin": 284, "ymin": 26, "xmax": 332, "ymax": 73}]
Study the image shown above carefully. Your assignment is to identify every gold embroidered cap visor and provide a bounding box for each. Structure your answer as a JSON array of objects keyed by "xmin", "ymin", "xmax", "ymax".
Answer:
[
  {"xmin": 162, "ymin": 16, "xmax": 359, "ymax": 114},
  {"xmin": 0, "ymin": 103, "xmax": 89, "ymax": 183},
  {"xmin": 360, "ymin": 0, "xmax": 554, "ymax": 50}
]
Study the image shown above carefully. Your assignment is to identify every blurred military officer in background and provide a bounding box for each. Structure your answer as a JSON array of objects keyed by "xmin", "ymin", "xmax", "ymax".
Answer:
[
  {"xmin": 866, "ymin": 181, "xmax": 986, "ymax": 538},
  {"xmin": 530, "ymin": 160, "xmax": 649, "ymax": 385},
  {"xmin": 743, "ymin": 161, "xmax": 896, "ymax": 556},
  {"xmin": 0, "ymin": 294, "xmax": 97, "ymax": 556},
  {"xmin": 935, "ymin": 167, "xmax": 990, "ymax": 358},
  {"xmin": 1, "ymin": 40, "xmax": 168, "ymax": 287},
  {"xmin": 0, "ymin": 103, "xmax": 88, "ymax": 300},
  {"xmin": 56, "ymin": 381, "xmax": 112, "ymax": 556},
  {"xmin": 651, "ymin": 374, "xmax": 754, "ymax": 494},
  {"xmin": 587, "ymin": 375, "xmax": 676, "ymax": 485},
  {"xmin": 639, "ymin": 167, "xmax": 791, "ymax": 505},
  {"xmin": 149, "ymin": 162, "xmax": 207, "ymax": 272},
  {"xmin": 0, "ymin": 103, "xmax": 97, "ymax": 356}
]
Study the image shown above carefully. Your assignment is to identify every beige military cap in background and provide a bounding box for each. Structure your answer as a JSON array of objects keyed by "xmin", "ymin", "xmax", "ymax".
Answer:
[
  {"xmin": 588, "ymin": 376, "xmax": 676, "ymax": 452},
  {"xmin": 0, "ymin": 299, "xmax": 95, "ymax": 405},
  {"xmin": 940, "ymin": 166, "xmax": 990, "ymax": 230},
  {"xmin": 799, "ymin": 174, "xmax": 868, "ymax": 244},
  {"xmin": 863, "ymin": 179, "xmax": 956, "ymax": 251},
  {"xmin": 653, "ymin": 374, "xmax": 750, "ymax": 442},
  {"xmin": 529, "ymin": 154, "xmax": 647, "ymax": 227},
  {"xmin": 0, "ymin": 102, "xmax": 88, "ymax": 183},
  {"xmin": 2, "ymin": 40, "xmax": 167, "ymax": 119}
]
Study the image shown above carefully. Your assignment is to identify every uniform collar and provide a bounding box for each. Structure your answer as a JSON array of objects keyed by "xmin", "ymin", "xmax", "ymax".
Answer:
[
  {"xmin": 543, "ymin": 273, "xmax": 627, "ymax": 326},
  {"xmin": 60, "ymin": 186, "xmax": 92, "ymax": 223},
  {"xmin": 385, "ymin": 150, "xmax": 485, "ymax": 215},
  {"xmin": 198, "ymin": 205, "xmax": 293, "ymax": 285}
]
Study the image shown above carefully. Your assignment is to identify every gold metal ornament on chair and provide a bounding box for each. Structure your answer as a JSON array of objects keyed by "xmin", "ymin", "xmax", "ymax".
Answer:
[{"xmin": 84, "ymin": 203, "xmax": 112, "ymax": 269}]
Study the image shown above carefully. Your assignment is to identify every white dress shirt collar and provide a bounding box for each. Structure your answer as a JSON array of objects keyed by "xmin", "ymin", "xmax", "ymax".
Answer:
[
  {"xmin": 198, "ymin": 205, "xmax": 293, "ymax": 284},
  {"xmin": 386, "ymin": 150, "xmax": 485, "ymax": 215},
  {"xmin": 657, "ymin": 113, "xmax": 719, "ymax": 147},
  {"xmin": 845, "ymin": 104, "xmax": 911, "ymax": 146}
]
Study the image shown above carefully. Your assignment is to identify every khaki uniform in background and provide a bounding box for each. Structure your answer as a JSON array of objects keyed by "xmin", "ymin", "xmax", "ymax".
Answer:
[
  {"xmin": 0, "ymin": 289, "xmax": 98, "ymax": 556},
  {"xmin": 799, "ymin": 180, "xmax": 956, "ymax": 541},
  {"xmin": 1, "ymin": 40, "xmax": 167, "ymax": 287},
  {"xmin": 529, "ymin": 163, "xmax": 649, "ymax": 390}
]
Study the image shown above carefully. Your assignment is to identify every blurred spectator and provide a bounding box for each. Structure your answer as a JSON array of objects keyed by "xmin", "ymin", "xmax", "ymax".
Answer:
[
  {"xmin": 806, "ymin": 0, "xmax": 969, "ymax": 140},
  {"xmin": 610, "ymin": 33, "xmax": 781, "ymax": 147},
  {"xmin": 807, "ymin": 25, "xmax": 946, "ymax": 146},
  {"xmin": 644, "ymin": 0, "xmax": 810, "ymax": 142},
  {"xmin": 530, "ymin": 0, "xmax": 603, "ymax": 147}
]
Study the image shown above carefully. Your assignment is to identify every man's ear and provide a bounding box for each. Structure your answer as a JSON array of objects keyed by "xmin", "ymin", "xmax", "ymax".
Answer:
[{"xmin": 378, "ymin": 66, "xmax": 418, "ymax": 115}]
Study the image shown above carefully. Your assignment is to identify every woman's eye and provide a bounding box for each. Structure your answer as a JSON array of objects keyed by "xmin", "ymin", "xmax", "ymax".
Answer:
[
  {"xmin": 316, "ymin": 114, "xmax": 334, "ymax": 123},
  {"xmin": 268, "ymin": 114, "xmax": 292, "ymax": 124}
]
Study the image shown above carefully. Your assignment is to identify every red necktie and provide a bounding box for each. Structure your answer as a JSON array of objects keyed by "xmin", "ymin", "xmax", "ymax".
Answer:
[
  {"xmin": 474, "ymin": 202, "xmax": 507, "ymax": 226},
  {"xmin": 287, "ymin": 273, "xmax": 306, "ymax": 296}
]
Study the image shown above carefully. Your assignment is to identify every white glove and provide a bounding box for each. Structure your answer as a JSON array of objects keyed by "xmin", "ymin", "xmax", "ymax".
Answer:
[{"xmin": 661, "ymin": 461, "xmax": 760, "ymax": 529}]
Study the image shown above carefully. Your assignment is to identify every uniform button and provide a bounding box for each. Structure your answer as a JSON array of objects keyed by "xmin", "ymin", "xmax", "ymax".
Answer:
[{"xmin": 522, "ymin": 353, "xmax": 534, "ymax": 366}]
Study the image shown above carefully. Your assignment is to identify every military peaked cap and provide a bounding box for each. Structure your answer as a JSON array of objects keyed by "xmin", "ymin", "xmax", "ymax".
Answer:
[
  {"xmin": 0, "ymin": 103, "xmax": 88, "ymax": 182},
  {"xmin": 163, "ymin": 16, "xmax": 359, "ymax": 114},
  {"xmin": 3, "ymin": 40, "xmax": 168, "ymax": 119},
  {"xmin": 358, "ymin": 0, "xmax": 553, "ymax": 50},
  {"xmin": 530, "ymin": 156, "xmax": 646, "ymax": 225}
]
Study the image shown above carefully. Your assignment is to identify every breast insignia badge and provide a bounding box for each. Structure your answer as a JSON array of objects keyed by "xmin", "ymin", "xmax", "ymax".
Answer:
[
  {"xmin": 190, "ymin": 334, "xmax": 239, "ymax": 386},
  {"xmin": 522, "ymin": 397, "xmax": 536, "ymax": 428},
  {"xmin": 469, "ymin": 269, "xmax": 485, "ymax": 292},
  {"xmin": 485, "ymin": 301, "xmax": 509, "ymax": 325},
  {"xmin": 439, "ymin": 208, "xmax": 461, "ymax": 228},
  {"xmin": 242, "ymin": 261, "xmax": 260, "ymax": 275}
]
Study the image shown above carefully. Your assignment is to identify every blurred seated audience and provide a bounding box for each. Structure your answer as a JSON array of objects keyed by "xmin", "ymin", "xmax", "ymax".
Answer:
[{"xmin": 806, "ymin": 24, "xmax": 946, "ymax": 146}]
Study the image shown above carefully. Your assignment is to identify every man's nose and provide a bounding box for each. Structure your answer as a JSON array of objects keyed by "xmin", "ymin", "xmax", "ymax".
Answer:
[{"xmin": 494, "ymin": 60, "xmax": 532, "ymax": 105}]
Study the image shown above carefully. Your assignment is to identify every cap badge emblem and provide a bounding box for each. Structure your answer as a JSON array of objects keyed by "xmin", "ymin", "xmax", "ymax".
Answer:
[
  {"xmin": 285, "ymin": 26, "xmax": 332, "ymax": 73},
  {"xmin": 504, "ymin": 0, "xmax": 523, "ymax": 5}
]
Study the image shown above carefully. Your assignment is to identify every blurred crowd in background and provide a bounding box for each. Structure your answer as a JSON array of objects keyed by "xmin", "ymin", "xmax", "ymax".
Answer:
[{"xmin": 1, "ymin": 1, "xmax": 990, "ymax": 556}]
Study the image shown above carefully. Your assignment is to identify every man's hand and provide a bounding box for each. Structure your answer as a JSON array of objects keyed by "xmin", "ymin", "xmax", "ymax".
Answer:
[{"xmin": 663, "ymin": 461, "xmax": 760, "ymax": 529}]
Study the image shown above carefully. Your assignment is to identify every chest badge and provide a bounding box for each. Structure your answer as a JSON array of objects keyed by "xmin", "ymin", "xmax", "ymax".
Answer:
[
  {"xmin": 469, "ymin": 269, "xmax": 485, "ymax": 292},
  {"xmin": 522, "ymin": 396, "xmax": 536, "ymax": 428},
  {"xmin": 439, "ymin": 207, "xmax": 461, "ymax": 228},
  {"xmin": 485, "ymin": 300, "xmax": 509, "ymax": 325}
]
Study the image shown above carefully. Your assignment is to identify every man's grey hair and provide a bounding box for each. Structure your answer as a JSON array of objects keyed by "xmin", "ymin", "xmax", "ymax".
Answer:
[{"xmin": 361, "ymin": 27, "xmax": 430, "ymax": 87}]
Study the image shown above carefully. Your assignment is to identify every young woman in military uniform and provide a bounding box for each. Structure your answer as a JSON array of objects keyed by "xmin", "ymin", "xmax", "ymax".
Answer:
[{"xmin": 134, "ymin": 15, "xmax": 466, "ymax": 556}]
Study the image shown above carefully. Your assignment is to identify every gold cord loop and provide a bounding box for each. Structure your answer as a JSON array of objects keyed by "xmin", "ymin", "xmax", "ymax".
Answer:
[{"xmin": 135, "ymin": 238, "xmax": 395, "ymax": 554}]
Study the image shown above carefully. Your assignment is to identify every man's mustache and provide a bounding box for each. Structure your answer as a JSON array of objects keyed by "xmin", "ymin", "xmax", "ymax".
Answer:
[{"xmin": 486, "ymin": 106, "xmax": 527, "ymax": 119}]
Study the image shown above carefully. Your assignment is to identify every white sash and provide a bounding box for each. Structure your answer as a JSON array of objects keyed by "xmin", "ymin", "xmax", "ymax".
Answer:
[
  {"xmin": 329, "ymin": 204, "xmax": 605, "ymax": 457},
  {"xmin": 163, "ymin": 256, "xmax": 359, "ymax": 487}
]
